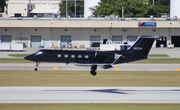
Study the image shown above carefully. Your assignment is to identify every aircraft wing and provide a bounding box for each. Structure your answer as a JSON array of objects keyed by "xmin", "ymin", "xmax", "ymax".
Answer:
[
  {"xmin": 72, "ymin": 62, "xmax": 112, "ymax": 66},
  {"xmin": 73, "ymin": 63, "xmax": 113, "ymax": 69},
  {"xmin": 72, "ymin": 54, "xmax": 123, "ymax": 69}
]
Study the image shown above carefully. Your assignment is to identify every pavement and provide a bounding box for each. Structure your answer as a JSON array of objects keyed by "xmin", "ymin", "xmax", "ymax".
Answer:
[
  {"xmin": 0, "ymin": 63, "xmax": 180, "ymax": 71},
  {"xmin": 0, "ymin": 86, "xmax": 180, "ymax": 103}
]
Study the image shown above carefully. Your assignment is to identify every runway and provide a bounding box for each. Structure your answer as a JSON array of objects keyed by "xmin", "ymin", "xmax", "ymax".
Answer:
[
  {"xmin": 1, "ymin": 63, "xmax": 180, "ymax": 104},
  {"xmin": 0, "ymin": 63, "xmax": 180, "ymax": 71},
  {"xmin": 0, "ymin": 87, "xmax": 180, "ymax": 103}
]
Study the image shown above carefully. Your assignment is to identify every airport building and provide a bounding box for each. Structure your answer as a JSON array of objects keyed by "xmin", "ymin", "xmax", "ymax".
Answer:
[
  {"xmin": 4, "ymin": 0, "xmax": 60, "ymax": 17},
  {"xmin": 0, "ymin": 0, "xmax": 180, "ymax": 49}
]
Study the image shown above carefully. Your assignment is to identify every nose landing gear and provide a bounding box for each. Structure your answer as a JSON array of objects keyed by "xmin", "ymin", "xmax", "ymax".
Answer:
[{"xmin": 34, "ymin": 61, "xmax": 40, "ymax": 71}]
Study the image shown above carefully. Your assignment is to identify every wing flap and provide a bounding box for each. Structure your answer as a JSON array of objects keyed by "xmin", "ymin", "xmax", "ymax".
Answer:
[
  {"xmin": 100, "ymin": 65, "xmax": 113, "ymax": 69},
  {"xmin": 72, "ymin": 63, "xmax": 112, "ymax": 66}
]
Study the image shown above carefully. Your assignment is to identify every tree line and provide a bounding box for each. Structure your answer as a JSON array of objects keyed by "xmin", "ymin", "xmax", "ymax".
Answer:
[
  {"xmin": 0, "ymin": 0, "xmax": 7, "ymax": 12},
  {"xmin": 59, "ymin": 0, "xmax": 170, "ymax": 18},
  {"xmin": 0, "ymin": 0, "xmax": 170, "ymax": 18},
  {"xmin": 91, "ymin": 0, "xmax": 170, "ymax": 17}
]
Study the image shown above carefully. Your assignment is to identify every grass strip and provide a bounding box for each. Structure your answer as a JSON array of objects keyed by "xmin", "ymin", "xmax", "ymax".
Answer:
[
  {"xmin": 133, "ymin": 58, "xmax": 180, "ymax": 64},
  {"xmin": 0, "ymin": 104, "xmax": 180, "ymax": 110},
  {"xmin": 8, "ymin": 54, "xmax": 29, "ymax": 57},
  {"xmin": 148, "ymin": 54, "xmax": 169, "ymax": 57},
  {"xmin": 0, "ymin": 71, "xmax": 180, "ymax": 86},
  {"xmin": 0, "ymin": 58, "xmax": 31, "ymax": 63}
]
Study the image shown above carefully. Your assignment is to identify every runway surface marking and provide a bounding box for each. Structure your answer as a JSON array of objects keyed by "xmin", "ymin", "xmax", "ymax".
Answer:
[
  {"xmin": 52, "ymin": 67, "xmax": 59, "ymax": 71},
  {"xmin": 0, "ymin": 87, "xmax": 180, "ymax": 103},
  {"xmin": 175, "ymin": 68, "xmax": 180, "ymax": 71}
]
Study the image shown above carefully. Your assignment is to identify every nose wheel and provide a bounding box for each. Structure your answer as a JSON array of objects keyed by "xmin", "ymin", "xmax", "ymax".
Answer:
[
  {"xmin": 34, "ymin": 61, "xmax": 40, "ymax": 71},
  {"xmin": 90, "ymin": 65, "xmax": 97, "ymax": 76}
]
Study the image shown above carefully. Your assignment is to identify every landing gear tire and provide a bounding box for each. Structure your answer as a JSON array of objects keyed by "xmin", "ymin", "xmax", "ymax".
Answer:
[
  {"xmin": 90, "ymin": 65, "xmax": 97, "ymax": 76},
  {"xmin": 34, "ymin": 68, "xmax": 38, "ymax": 71},
  {"xmin": 90, "ymin": 70, "xmax": 97, "ymax": 76}
]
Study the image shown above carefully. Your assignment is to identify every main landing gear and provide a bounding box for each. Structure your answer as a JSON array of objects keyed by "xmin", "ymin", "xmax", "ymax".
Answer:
[
  {"xmin": 34, "ymin": 61, "xmax": 40, "ymax": 71},
  {"xmin": 90, "ymin": 65, "xmax": 97, "ymax": 76}
]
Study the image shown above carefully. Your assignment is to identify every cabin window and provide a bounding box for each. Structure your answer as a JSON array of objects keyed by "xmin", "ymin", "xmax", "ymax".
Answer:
[
  {"xmin": 85, "ymin": 55, "xmax": 89, "ymax": 58},
  {"xmin": 57, "ymin": 54, "xmax": 61, "ymax": 58},
  {"xmin": 78, "ymin": 55, "xmax": 82, "ymax": 58},
  {"xmin": 71, "ymin": 55, "xmax": 75, "ymax": 58},
  {"xmin": 35, "ymin": 51, "xmax": 44, "ymax": 55},
  {"xmin": 64, "ymin": 54, "xmax": 68, "ymax": 58}
]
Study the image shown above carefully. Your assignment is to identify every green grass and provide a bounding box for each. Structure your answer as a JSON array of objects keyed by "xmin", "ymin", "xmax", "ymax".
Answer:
[
  {"xmin": 0, "ymin": 71, "xmax": 180, "ymax": 86},
  {"xmin": 8, "ymin": 54, "xmax": 29, "ymax": 57},
  {"xmin": 148, "ymin": 54, "xmax": 169, "ymax": 57},
  {"xmin": 0, "ymin": 104, "xmax": 180, "ymax": 110},
  {"xmin": 134, "ymin": 58, "xmax": 180, "ymax": 64},
  {"xmin": 0, "ymin": 58, "xmax": 31, "ymax": 63}
]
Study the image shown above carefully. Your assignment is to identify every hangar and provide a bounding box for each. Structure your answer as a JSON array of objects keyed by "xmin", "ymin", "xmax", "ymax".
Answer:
[
  {"xmin": 0, "ymin": 17, "xmax": 180, "ymax": 48},
  {"xmin": 0, "ymin": 0, "xmax": 180, "ymax": 49}
]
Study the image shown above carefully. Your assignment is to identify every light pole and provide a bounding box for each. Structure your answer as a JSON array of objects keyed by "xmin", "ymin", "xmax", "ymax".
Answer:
[
  {"xmin": 122, "ymin": 6, "xmax": 124, "ymax": 18},
  {"xmin": 66, "ymin": 0, "xmax": 68, "ymax": 18},
  {"xmin": 74, "ymin": 0, "xmax": 76, "ymax": 18}
]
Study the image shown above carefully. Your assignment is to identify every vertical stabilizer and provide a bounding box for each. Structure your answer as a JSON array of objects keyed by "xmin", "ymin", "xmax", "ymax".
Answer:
[{"xmin": 127, "ymin": 36, "xmax": 160, "ymax": 57}]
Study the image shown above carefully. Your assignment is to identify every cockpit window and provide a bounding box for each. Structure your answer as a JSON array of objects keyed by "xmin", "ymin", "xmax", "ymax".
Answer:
[{"xmin": 34, "ymin": 51, "xmax": 44, "ymax": 55}]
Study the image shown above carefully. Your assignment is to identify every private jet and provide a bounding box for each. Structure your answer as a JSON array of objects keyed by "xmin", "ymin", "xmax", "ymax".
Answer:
[{"xmin": 24, "ymin": 36, "xmax": 162, "ymax": 76}]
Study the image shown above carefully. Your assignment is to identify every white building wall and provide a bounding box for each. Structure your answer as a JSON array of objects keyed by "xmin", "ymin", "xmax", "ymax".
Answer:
[
  {"xmin": 35, "ymin": 4, "xmax": 59, "ymax": 10},
  {"xmin": 8, "ymin": 4, "xmax": 28, "ymax": 16},
  {"xmin": 170, "ymin": 0, "xmax": 180, "ymax": 18},
  {"xmin": 6, "ymin": 0, "xmax": 60, "ymax": 17},
  {"xmin": 1, "ymin": 27, "xmax": 180, "ymax": 48},
  {"xmin": 84, "ymin": 0, "xmax": 100, "ymax": 18}
]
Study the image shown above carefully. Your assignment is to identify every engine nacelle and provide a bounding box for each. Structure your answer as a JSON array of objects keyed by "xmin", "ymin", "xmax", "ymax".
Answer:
[{"xmin": 95, "ymin": 52, "xmax": 121, "ymax": 63}]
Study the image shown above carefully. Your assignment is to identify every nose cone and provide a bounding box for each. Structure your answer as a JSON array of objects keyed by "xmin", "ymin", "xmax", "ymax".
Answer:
[{"xmin": 24, "ymin": 55, "xmax": 33, "ymax": 61}]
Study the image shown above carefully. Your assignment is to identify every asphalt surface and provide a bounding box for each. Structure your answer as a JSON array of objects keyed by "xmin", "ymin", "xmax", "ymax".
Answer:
[
  {"xmin": 0, "ymin": 63, "xmax": 180, "ymax": 71},
  {"xmin": 0, "ymin": 87, "xmax": 180, "ymax": 103}
]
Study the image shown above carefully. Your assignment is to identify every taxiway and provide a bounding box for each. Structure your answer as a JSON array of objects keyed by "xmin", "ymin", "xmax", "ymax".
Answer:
[
  {"xmin": 0, "ymin": 63, "xmax": 180, "ymax": 71},
  {"xmin": 0, "ymin": 87, "xmax": 180, "ymax": 103}
]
